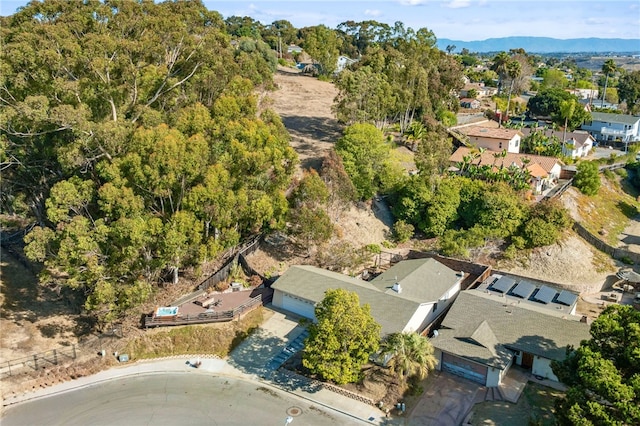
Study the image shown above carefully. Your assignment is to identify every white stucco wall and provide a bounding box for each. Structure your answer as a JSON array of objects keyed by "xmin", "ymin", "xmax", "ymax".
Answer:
[
  {"xmin": 532, "ymin": 356, "xmax": 560, "ymax": 381},
  {"xmin": 485, "ymin": 367, "xmax": 502, "ymax": 387},
  {"xmin": 404, "ymin": 303, "xmax": 434, "ymax": 333}
]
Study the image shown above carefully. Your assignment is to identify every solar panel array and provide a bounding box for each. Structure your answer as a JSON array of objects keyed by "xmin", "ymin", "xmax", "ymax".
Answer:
[
  {"xmin": 533, "ymin": 285, "xmax": 557, "ymax": 304},
  {"xmin": 511, "ymin": 281, "xmax": 536, "ymax": 299},
  {"xmin": 556, "ymin": 290, "xmax": 578, "ymax": 306},
  {"xmin": 491, "ymin": 276, "xmax": 516, "ymax": 293}
]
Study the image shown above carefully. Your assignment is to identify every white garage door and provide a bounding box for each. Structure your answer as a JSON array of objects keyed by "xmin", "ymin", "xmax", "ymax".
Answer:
[{"xmin": 282, "ymin": 294, "xmax": 316, "ymax": 320}]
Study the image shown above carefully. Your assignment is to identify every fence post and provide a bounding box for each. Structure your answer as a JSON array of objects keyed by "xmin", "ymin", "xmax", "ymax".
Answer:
[
  {"xmin": 53, "ymin": 349, "xmax": 57, "ymax": 365},
  {"xmin": 72, "ymin": 344, "xmax": 77, "ymax": 359},
  {"xmin": 33, "ymin": 354, "xmax": 38, "ymax": 370},
  {"xmin": 7, "ymin": 361, "xmax": 11, "ymax": 377}
]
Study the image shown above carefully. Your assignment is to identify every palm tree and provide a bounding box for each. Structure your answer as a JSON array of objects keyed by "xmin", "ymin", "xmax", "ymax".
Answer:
[
  {"xmin": 491, "ymin": 51, "xmax": 511, "ymax": 95},
  {"xmin": 559, "ymin": 99, "xmax": 576, "ymax": 155},
  {"xmin": 601, "ymin": 59, "xmax": 616, "ymax": 104},
  {"xmin": 381, "ymin": 332, "xmax": 437, "ymax": 381},
  {"xmin": 503, "ymin": 60, "xmax": 522, "ymax": 127}
]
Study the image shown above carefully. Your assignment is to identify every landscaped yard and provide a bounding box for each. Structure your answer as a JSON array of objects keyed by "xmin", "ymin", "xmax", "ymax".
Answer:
[{"xmin": 470, "ymin": 382, "xmax": 563, "ymax": 426}]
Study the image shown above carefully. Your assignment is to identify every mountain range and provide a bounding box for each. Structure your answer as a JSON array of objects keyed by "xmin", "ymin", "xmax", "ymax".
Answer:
[{"xmin": 436, "ymin": 37, "xmax": 640, "ymax": 54}]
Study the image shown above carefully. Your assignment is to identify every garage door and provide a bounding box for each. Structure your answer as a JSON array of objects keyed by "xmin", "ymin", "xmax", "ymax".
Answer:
[
  {"xmin": 281, "ymin": 294, "xmax": 316, "ymax": 320},
  {"xmin": 441, "ymin": 353, "xmax": 487, "ymax": 385}
]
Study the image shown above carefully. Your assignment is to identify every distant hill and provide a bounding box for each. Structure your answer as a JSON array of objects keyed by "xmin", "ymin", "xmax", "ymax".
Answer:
[{"xmin": 436, "ymin": 37, "xmax": 640, "ymax": 54}]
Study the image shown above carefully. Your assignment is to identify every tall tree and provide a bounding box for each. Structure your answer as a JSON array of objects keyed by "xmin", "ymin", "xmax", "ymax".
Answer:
[
  {"xmin": 490, "ymin": 52, "xmax": 511, "ymax": 95},
  {"xmin": 601, "ymin": 59, "xmax": 617, "ymax": 104},
  {"xmin": 551, "ymin": 305, "xmax": 640, "ymax": 426},
  {"xmin": 503, "ymin": 59, "xmax": 522, "ymax": 126},
  {"xmin": 300, "ymin": 25, "xmax": 340, "ymax": 76},
  {"xmin": 335, "ymin": 123, "xmax": 390, "ymax": 200},
  {"xmin": 618, "ymin": 70, "xmax": 640, "ymax": 114},
  {"xmin": 303, "ymin": 289, "xmax": 381, "ymax": 384}
]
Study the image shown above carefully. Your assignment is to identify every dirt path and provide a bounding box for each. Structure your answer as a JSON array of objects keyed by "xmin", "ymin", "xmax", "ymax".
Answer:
[{"xmin": 272, "ymin": 67, "xmax": 342, "ymax": 171}]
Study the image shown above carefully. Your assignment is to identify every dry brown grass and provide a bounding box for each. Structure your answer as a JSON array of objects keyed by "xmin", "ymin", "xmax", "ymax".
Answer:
[{"xmin": 122, "ymin": 308, "xmax": 265, "ymax": 360}]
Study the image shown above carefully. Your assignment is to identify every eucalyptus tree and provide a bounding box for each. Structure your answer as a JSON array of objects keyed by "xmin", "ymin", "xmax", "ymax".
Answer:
[{"xmin": 2, "ymin": 0, "xmax": 297, "ymax": 326}]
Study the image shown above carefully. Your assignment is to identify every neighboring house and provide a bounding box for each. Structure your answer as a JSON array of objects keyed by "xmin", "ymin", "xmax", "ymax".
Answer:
[
  {"xmin": 449, "ymin": 146, "xmax": 563, "ymax": 194},
  {"xmin": 520, "ymin": 128, "xmax": 595, "ymax": 158},
  {"xmin": 431, "ymin": 286, "xmax": 588, "ymax": 387},
  {"xmin": 460, "ymin": 98, "xmax": 481, "ymax": 109},
  {"xmin": 456, "ymin": 126, "xmax": 523, "ymax": 153},
  {"xmin": 287, "ymin": 44, "xmax": 303, "ymax": 54},
  {"xmin": 459, "ymin": 82, "xmax": 497, "ymax": 98},
  {"xmin": 271, "ymin": 258, "xmax": 465, "ymax": 336},
  {"xmin": 581, "ymin": 99, "xmax": 618, "ymax": 111},
  {"xmin": 567, "ymin": 88, "xmax": 598, "ymax": 100},
  {"xmin": 336, "ymin": 55, "xmax": 358, "ymax": 73},
  {"xmin": 580, "ymin": 112, "xmax": 640, "ymax": 144}
]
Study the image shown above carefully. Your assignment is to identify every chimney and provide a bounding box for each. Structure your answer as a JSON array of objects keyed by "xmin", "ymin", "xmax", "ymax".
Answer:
[{"xmin": 392, "ymin": 282, "xmax": 402, "ymax": 294}]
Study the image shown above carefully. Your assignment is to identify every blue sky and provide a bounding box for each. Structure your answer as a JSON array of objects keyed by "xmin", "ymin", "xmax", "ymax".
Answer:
[{"xmin": 2, "ymin": 1, "xmax": 639, "ymax": 41}]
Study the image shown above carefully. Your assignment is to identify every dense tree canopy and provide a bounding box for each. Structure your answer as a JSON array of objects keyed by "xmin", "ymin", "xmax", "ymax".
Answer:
[
  {"xmin": 618, "ymin": 70, "xmax": 640, "ymax": 114},
  {"xmin": 552, "ymin": 305, "xmax": 640, "ymax": 425},
  {"xmin": 333, "ymin": 25, "xmax": 463, "ymax": 132},
  {"xmin": 2, "ymin": 0, "xmax": 296, "ymax": 325},
  {"xmin": 303, "ymin": 289, "xmax": 381, "ymax": 384},
  {"xmin": 528, "ymin": 88, "xmax": 590, "ymax": 128}
]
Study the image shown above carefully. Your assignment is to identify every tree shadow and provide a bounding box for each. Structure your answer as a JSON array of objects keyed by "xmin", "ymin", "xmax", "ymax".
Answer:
[
  {"xmin": 616, "ymin": 201, "xmax": 639, "ymax": 219},
  {"xmin": 226, "ymin": 328, "xmax": 286, "ymax": 375}
]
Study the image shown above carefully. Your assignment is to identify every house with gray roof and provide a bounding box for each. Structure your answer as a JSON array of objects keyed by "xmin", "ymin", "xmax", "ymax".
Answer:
[
  {"xmin": 580, "ymin": 112, "xmax": 640, "ymax": 146},
  {"xmin": 271, "ymin": 258, "xmax": 464, "ymax": 336},
  {"xmin": 431, "ymin": 290, "xmax": 590, "ymax": 387}
]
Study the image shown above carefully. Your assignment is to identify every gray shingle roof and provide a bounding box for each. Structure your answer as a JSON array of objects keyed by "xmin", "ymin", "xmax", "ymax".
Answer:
[
  {"xmin": 432, "ymin": 290, "xmax": 590, "ymax": 367},
  {"xmin": 590, "ymin": 112, "xmax": 640, "ymax": 126},
  {"xmin": 271, "ymin": 265, "xmax": 421, "ymax": 336},
  {"xmin": 370, "ymin": 258, "xmax": 461, "ymax": 302}
]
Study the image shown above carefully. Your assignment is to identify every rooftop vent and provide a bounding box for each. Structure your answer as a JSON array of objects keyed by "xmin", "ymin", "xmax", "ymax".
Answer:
[{"xmin": 392, "ymin": 282, "xmax": 402, "ymax": 294}]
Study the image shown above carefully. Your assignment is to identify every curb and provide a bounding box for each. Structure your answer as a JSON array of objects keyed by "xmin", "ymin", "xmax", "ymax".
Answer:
[{"xmin": 1, "ymin": 357, "xmax": 384, "ymax": 425}]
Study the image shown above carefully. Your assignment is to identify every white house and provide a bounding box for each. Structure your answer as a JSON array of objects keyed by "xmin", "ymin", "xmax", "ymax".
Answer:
[
  {"xmin": 431, "ymin": 288, "xmax": 588, "ymax": 387},
  {"xmin": 336, "ymin": 55, "xmax": 358, "ymax": 73},
  {"xmin": 520, "ymin": 128, "xmax": 594, "ymax": 159},
  {"xmin": 271, "ymin": 258, "xmax": 464, "ymax": 336},
  {"xmin": 457, "ymin": 126, "xmax": 523, "ymax": 153},
  {"xmin": 581, "ymin": 112, "xmax": 640, "ymax": 145}
]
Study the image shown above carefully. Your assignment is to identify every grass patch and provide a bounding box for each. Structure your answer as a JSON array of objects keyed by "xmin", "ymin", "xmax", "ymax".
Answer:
[
  {"xmin": 122, "ymin": 307, "xmax": 264, "ymax": 360},
  {"xmin": 470, "ymin": 382, "xmax": 563, "ymax": 426},
  {"xmin": 574, "ymin": 175, "xmax": 640, "ymax": 246}
]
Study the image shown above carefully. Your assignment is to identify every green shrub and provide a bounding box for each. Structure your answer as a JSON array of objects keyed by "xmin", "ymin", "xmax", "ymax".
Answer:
[
  {"xmin": 381, "ymin": 240, "xmax": 396, "ymax": 249},
  {"xmin": 503, "ymin": 244, "xmax": 518, "ymax": 260},
  {"xmin": 393, "ymin": 220, "xmax": 414, "ymax": 243},
  {"xmin": 603, "ymin": 169, "xmax": 615, "ymax": 180},
  {"xmin": 573, "ymin": 161, "xmax": 601, "ymax": 196},
  {"xmin": 365, "ymin": 243, "xmax": 381, "ymax": 254},
  {"xmin": 522, "ymin": 217, "xmax": 560, "ymax": 247},
  {"xmin": 615, "ymin": 168, "xmax": 628, "ymax": 178}
]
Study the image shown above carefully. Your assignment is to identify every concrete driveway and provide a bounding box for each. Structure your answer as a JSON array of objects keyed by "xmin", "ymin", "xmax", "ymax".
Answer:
[
  {"xmin": 408, "ymin": 371, "xmax": 483, "ymax": 426},
  {"xmin": 227, "ymin": 308, "xmax": 307, "ymax": 376}
]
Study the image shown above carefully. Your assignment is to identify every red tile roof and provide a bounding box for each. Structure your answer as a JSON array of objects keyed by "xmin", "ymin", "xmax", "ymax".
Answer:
[{"xmin": 449, "ymin": 147, "xmax": 562, "ymax": 174}]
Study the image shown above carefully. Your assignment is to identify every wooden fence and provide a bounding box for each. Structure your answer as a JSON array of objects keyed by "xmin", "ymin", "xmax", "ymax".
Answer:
[
  {"xmin": 144, "ymin": 294, "xmax": 263, "ymax": 328},
  {"xmin": 0, "ymin": 345, "xmax": 77, "ymax": 378}
]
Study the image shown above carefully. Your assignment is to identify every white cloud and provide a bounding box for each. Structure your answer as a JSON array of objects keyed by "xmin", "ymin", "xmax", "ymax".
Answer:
[
  {"xmin": 445, "ymin": 0, "xmax": 472, "ymax": 8},
  {"xmin": 397, "ymin": 0, "xmax": 429, "ymax": 6},
  {"xmin": 364, "ymin": 9, "xmax": 382, "ymax": 17}
]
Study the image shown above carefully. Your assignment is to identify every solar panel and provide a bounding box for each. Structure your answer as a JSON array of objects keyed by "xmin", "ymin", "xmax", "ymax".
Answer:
[
  {"xmin": 556, "ymin": 290, "xmax": 578, "ymax": 306},
  {"xmin": 491, "ymin": 276, "xmax": 516, "ymax": 293},
  {"xmin": 511, "ymin": 281, "xmax": 536, "ymax": 299},
  {"xmin": 533, "ymin": 285, "xmax": 557, "ymax": 304}
]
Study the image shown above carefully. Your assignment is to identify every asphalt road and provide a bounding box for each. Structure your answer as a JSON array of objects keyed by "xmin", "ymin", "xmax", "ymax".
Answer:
[{"xmin": 1, "ymin": 373, "xmax": 360, "ymax": 426}]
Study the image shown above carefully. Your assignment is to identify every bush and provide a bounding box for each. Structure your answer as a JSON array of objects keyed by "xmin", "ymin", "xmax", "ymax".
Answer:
[
  {"xmin": 573, "ymin": 161, "xmax": 601, "ymax": 196},
  {"xmin": 215, "ymin": 280, "xmax": 230, "ymax": 292},
  {"xmin": 522, "ymin": 218, "xmax": 560, "ymax": 248},
  {"xmin": 615, "ymin": 168, "xmax": 628, "ymax": 179},
  {"xmin": 365, "ymin": 243, "xmax": 381, "ymax": 254},
  {"xmin": 393, "ymin": 220, "xmax": 414, "ymax": 243}
]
